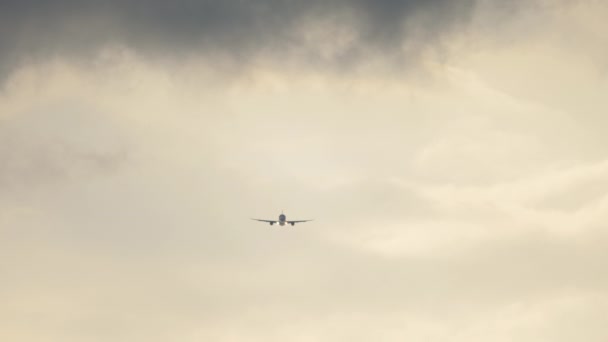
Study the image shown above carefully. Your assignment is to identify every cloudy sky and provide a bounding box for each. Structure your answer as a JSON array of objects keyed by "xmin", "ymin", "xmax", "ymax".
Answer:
[{"xmin": 2, "ymin": 0, "xmax": 608, "ymax": 341}]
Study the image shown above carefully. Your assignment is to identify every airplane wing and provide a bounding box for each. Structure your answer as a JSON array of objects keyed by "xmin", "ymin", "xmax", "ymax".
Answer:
[
  {"xmin": 251, "ymin": 218, "xmax": 278, "ymax": 224},
  {"xmin": 286, "ymin": 220, "xmax": 313, "ymax": 224}
]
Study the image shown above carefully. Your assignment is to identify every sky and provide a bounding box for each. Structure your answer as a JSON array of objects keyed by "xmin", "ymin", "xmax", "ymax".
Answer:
[{"xmin": 1, "ymin": 0, "xmax": 608, "ymax": 341}]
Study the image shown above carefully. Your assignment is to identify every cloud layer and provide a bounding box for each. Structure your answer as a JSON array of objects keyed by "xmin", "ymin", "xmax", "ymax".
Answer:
[
  {"xmin": 2, "ymin": 0, "xmax": 480, "ymax": 79},
  {"xmin": 1, "ymin": 1, "xmax": 608, "ymax": 341}
]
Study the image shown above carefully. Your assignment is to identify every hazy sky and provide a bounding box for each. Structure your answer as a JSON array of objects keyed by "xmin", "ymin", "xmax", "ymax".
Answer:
[{"xmin": 2, "ymin": 1, "xmax": 608, "ymax": 341}]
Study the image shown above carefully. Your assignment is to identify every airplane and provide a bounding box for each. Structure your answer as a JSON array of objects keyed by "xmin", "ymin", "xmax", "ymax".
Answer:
[{"xmin": 251, "ymin": 211, "xmax": 313, "ymax": 226}]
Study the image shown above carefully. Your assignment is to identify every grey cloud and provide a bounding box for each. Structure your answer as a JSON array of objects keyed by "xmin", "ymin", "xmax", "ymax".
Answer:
[{"xmin": 0, "ymin": 0, "xmax": 479, "ymax": 79}]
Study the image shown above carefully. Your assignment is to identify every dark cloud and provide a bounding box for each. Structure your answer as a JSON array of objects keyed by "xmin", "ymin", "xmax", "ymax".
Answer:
[{"xmin": 0, "ymin": 0, "xmax": 478, "ymax": 79}]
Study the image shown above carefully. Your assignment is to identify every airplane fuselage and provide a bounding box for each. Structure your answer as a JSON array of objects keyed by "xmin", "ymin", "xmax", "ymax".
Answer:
[{"xmin": 278, "ymin": 214, "xmax": 286, "ymax": 226}]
